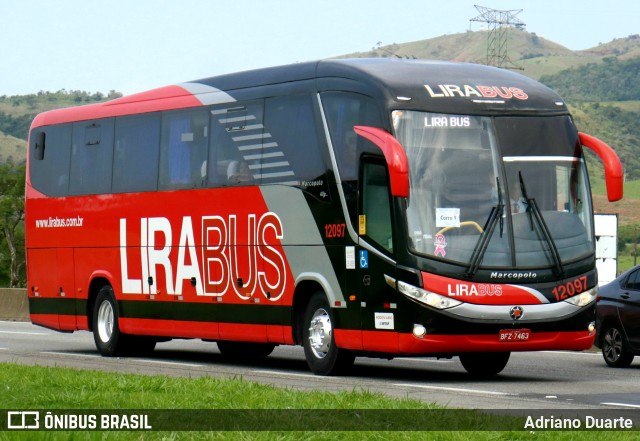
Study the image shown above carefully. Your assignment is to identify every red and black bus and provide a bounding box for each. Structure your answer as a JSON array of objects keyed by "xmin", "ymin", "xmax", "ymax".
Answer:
[{"xmin": 26, "ymin": 59, "xmax": 623, "ymax": 376}]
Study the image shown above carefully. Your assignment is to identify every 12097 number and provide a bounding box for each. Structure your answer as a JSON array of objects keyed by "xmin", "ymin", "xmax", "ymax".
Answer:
[
  {"xmin": 324, "ymin": 223, "xmax": 346, "ymax": 239},
  {"xmin": 552, "ymin": 276, "xmax": 587, "ymax": 301}
]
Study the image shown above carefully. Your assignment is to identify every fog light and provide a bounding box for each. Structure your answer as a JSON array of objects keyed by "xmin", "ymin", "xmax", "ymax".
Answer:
[
  {"xmin": 588, "ymin": 321, "xmax": 596, "ymax": 334},
  {"xmin": 413, "ymin": 324, "xmax": 427, "ymax": 338}
]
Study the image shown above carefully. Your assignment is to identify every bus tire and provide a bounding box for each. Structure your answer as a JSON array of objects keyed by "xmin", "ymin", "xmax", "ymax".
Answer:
[
  {"xmin": 302, "ymin": 292, "xmax": 355, "ymax": 375},
  {"xmin": 459, "ymin": 352, "xmax": 510, "ymax": 377},
  {"xmin": 217, "ymin": 341, "xmax": 276, "ymax": 358},
  {"xmin": 601, "ymin": 324, "xmax": 634, "ymax": 368},
  {"xmin": 92, "ymin": 286, "xmax": 149, "ymax": 356}
]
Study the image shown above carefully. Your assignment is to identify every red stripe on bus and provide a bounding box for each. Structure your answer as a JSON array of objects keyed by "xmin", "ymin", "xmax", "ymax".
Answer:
[
  {"xmin": 29, "ymin": 314, "xmax": 60, "ymax": 331},
  {"xmin": 120, "ymin": 318, "xmax": 294, "ymax": 345},
  {"xmin": 396, "ymin": 330, "xmax": 594, "ymax": 352},
  {"xmin": 421, "ymin": 271, "xmax": 546, "ymax": 305},
  {"xmin": 335, "ymin": 329, "xmax": 594, "ymax": 353}
]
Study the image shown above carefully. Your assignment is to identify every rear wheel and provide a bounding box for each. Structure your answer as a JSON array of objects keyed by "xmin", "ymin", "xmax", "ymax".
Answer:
[
  {"xmin": 92, "ymin": 286, "xmax": 156, "ymax": 356},
  {"xmin": 602, "ymin": 324, "xmax": 634, "ymax": 368},
  {"xmin": 302, "ymin": 292, "xmax": 354, "ymax": 375},
  {"xmin": 459, "ymin": 352, "xmax": 510, "ymax": 377},
  {"xmin": 217, "ymin": 341, "xmax": 276, "ymax": 359}
]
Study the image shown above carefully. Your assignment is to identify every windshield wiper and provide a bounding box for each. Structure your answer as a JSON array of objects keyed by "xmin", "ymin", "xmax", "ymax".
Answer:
[
  {"xmin": 465, "ymin": 177, "xmax": 504, "ymax": 278},
  {"xmin": 518, "ymin": 171, "xmax": 565, "ymax": 279}
]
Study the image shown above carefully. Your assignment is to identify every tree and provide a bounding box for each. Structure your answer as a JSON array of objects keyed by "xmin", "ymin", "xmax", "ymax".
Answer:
[{"xmin": 0, "ymin": 163, "xmax": 25, "ymax": 287}]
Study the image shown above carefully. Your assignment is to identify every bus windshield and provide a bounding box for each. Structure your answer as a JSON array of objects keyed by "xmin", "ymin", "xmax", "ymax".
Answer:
[{"xmin": 393, "ymin": 111, "xmax": 594, "ymax": 269}]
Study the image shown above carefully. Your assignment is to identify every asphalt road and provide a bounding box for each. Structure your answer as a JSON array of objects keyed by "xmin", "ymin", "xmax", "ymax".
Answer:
[{"xmin": 2, "ymin": 320, "xmax": 640, "ymax": 412}]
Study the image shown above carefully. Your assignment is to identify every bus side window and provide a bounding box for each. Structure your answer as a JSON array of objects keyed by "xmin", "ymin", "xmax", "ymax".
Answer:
[
  {"xmin": 263, "ymin": 95, "xmax": 324, "ymax": 184},
  {"xmin": 113, "ymin": 114, "xmax": 161, "ymax": 193},
  {"xmin": 321, "ymin": 92, "xmax": 383, "ymax": 181},
  {"xmin": 209, "ymin": 101, "xmax": 264, "ymax": 187},
  {"xmin": 362, "ymin": 161, "xmax": 393, "ymax": 253},
  {"xmin": 159, "ymin": 109, "xmax": 209, "ymax": 190},
  {"xmin": 69, "ymin": 119, "xmax": 114, "ymax": 196},
  {"xmin": 322, "ymin": 92, "xmax": 384, "ymax": 232}
]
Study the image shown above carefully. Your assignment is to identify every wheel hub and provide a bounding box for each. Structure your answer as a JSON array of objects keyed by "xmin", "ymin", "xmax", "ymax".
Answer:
[
  {"xmin": 308, "ymin": 308, "xmax": 332, "ymax": 359},
  {"xmin": 97, "ymin": 300, "xmax": 114, "ymax": 344},
  {"xmin": 604, "ymin": 328, "xmax": 623, "ymax": 362}
]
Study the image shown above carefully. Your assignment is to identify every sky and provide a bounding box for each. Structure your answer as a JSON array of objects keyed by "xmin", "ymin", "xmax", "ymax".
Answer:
[{"xmin": 1, "ymin": 0, "xmax": 638, "ymax": 96}]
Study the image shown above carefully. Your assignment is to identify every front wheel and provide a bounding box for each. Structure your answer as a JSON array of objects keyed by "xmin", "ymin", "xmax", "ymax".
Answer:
[
  {"xmin": 459, "ymin": 352, "xmax": 510, "ymax": 377},
  {"xmin": 92, "ymin": 286, "xmax": 156, "ymax": 356},
  {"xmin": 302, "ymin": 292, "xmax": 354, "ymax": 375},
  {"xmin": 602, "ymin": 324, "xmax": 635, "ymax": 368}
]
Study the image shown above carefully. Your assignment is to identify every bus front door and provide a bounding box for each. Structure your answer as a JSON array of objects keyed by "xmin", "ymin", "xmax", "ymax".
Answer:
[{"xmin": 359, "ymin": 160, "xmax": 399, "ymax": 353}]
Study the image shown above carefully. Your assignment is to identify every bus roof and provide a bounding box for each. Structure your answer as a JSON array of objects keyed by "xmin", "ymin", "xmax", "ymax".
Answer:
[
  {"xmin": 315, "ymin": 59, "xmax": 568, "ymax": 115},
  {"xmin": 31, "ymin": 58, "xmax": 568, "ymax": 129}
]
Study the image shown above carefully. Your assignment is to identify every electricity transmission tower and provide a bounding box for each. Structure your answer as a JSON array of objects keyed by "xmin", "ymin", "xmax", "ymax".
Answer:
[{"xmin": 470, "ymin": 5, "xmax": 525, "ymax": 69}]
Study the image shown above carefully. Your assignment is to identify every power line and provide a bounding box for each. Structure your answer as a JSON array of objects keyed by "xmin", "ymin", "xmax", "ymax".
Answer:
[{"xmin": 470, "ymin": 5, "xmax": 526, "ymax": 69}]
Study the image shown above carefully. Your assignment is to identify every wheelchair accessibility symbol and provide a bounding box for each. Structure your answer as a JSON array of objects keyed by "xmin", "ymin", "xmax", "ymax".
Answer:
[{"xmin": 359, "ymin": 250, "xmax": 369, "ymax": 269}]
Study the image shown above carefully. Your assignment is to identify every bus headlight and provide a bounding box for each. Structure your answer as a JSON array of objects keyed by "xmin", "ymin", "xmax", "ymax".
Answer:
[
  {"xmin": 398, "ymin": 281, "xmax": 462, "ymax": 310},
  {"xmin": 564, "ymin": 287, "xmax": 598, "ymax": 307}
]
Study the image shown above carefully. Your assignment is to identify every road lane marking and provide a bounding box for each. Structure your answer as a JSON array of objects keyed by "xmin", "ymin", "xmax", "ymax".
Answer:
[
  {"xmin": 601, "ymin": 402, "xmax": 640, "ymax": 409},
  {"xmin": 42, "ymin": 351, "xmax": 102, "ymax": 358},
  {"xmin": 131, "ymin": 359, "xmax": 204, "ymax": 368},
  {"xmin": 0, "ymin": 320, "xmax": 45, "ymax": 325},
  {"xmin": 394, "ymin": 384, "xmax": 515, "ymax": 396},
  {"xmin": 252, "ymin": 370, "xmax": 317, "ymax": 379},
  {"xmin": 42, "ymin": 352, "xmax": 204, "ymax": 368},
  {"xmin": 0, "ymin": 330, "xmax": 49, "ymax": 336},
  {"xmin": 539, "ymin": 351, "xmax": 600, "ymax": 356}
]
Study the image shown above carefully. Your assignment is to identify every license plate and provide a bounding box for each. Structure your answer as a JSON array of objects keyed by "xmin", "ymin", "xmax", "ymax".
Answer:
[{"xmin": 499, "ymin": 329, "xmax": 531, "ymax": 342}]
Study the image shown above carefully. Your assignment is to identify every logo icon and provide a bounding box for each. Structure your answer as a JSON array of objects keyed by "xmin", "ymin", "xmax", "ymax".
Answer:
[
  {"xmin": 509, "ymin": 306, "xmax": 524, "ymax": 321},
  {"xmin": 7, "ymin": 411, "xmax": 40, "ymax": 429}
]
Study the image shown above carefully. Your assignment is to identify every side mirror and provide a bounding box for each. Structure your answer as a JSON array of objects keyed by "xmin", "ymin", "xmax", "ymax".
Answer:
[
  {"xmin": 353, "ymin": 126, "xmax": 409, "ymax": 198},
  {"xmin": 579, "ymin": 132, "xmax": 623, "ymax": 202}
]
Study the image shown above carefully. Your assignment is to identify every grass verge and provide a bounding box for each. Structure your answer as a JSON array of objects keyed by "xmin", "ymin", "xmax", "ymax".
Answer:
[{"xmin": 0, "ymin": 363, "xmax": 637, "ymax": 440}]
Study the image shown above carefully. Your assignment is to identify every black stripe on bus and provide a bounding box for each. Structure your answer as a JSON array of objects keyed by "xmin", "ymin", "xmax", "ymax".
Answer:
[{"xmin": 28, "ymin": 297, "xmax": 292, "ymax": 326}]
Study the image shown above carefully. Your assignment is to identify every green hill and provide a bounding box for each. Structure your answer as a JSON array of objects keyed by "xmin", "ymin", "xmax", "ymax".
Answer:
[
  {"xmin": 346, "ymin": 30, "xmax": 578, "ymax": 69},
  {"xmin": 0, "ymin": 131, "xmax": 25, "ymax": 164},
  {"xmin": 540, "ymin": 58, "xmax": 640, "ymax": 102},
  {"xmin": 347, "ymin": 30, "xmax": 640, "ymax": 79},
  {"xmin": 0, "ymin": 90, "xmax": 121, "ymax": 117}
]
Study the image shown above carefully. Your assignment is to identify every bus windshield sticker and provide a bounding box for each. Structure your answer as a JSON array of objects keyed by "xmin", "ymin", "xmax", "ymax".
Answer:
[
  {"xmin": 434, "ymin": 234, "xmax": 447, "ymax": 257},
  {"xmin": 358, "ymin": 215, "xmax": 367, "ymax": 235},
  {"xmin": 424, "ymin": 115, "xmax": 471, "ymax": 128},
  {"xmin": 435, "ymin": 208, "xmax": 460, "ymax": 228}
]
